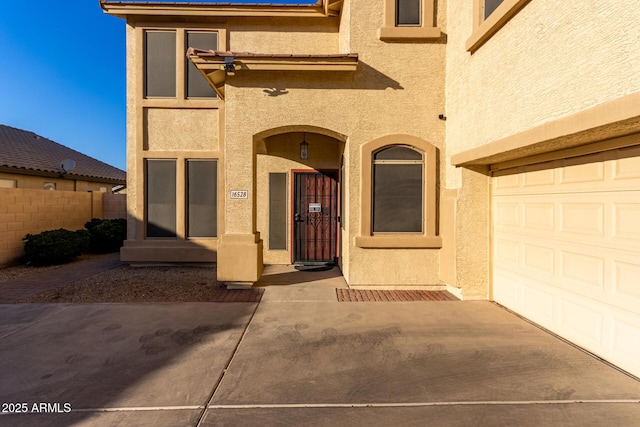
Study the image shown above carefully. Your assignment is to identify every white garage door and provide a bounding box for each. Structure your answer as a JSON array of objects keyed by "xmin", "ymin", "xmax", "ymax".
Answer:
[{"xmin": 492, "ymin": 149, "xmax": 640, "ymax": 378}]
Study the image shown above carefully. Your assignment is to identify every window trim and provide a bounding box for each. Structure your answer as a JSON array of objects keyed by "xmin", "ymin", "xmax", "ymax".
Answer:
[
  {"xmin": 145, "ymin": 158, "xmax": 177, "ymax": 239},
  {"xmin": 186, "ymin": 159, "xmax": 218, "ymax": 239},
  {"xmin": 378, "ymin": 0, "xmax": 441, "ymax": 41},
  {"xmin": 144, "ymin": 30, "xmax": 177, "ymax": 99},
  {"xmin": 356, "ymin": 135, "xmax": 441, "ymax": 249},
  {"xmin": 185, "ymin": 30, "xmax": 220, "ymax": 99},
  {"xmin": 138, "ymin": 24, "xmax": 226, "ymax": 108},
  {"xmin": 372, "ymin": 146, "xmax": 424, "ymax": 234},
  {"xmin": 466, "ymin": 0, "xmax": 530, "ymax": 53},
  {"xmin": 395, "ymin": 0, "xmax": 422, "ymax": 27}
]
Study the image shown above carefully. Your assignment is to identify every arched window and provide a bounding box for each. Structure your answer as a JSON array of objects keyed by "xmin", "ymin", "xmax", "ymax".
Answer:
[
  {"xmin": 372, "ymin": 146, "xmax": 423, "ymax": 233},
  {"xmin": 356, "ymin": 135, "xmax": 441, "ymax": 249}
]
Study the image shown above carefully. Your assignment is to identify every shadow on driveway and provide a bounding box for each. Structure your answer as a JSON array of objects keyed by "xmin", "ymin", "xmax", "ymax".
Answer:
[{"xmin": 0, "ymin": 302, "xmax": 257, "ymax": 426}]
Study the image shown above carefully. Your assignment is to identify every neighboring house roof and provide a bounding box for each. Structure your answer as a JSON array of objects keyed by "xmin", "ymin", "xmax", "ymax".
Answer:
[{"xmin": 0, "ymin": 124, "xmax": 126, "ymax": 185}]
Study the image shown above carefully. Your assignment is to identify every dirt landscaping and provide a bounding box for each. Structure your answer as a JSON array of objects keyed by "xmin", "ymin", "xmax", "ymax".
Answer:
[{"xmin": 0, "ymin": 256, "xmax": 223, "ymax": 303}]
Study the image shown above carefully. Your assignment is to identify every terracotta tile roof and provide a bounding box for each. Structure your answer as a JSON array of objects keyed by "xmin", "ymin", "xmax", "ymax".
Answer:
[
  {"xmin": 191, "ymin": 49, "xmax": 358, "ymax": 59},
  {"xmin": 0, "ymin": 125, "xmax": 126, "ymax": 184},
  {"xmin": 101, "ymin": 1, "xmax": 319, "ymax": 7}
]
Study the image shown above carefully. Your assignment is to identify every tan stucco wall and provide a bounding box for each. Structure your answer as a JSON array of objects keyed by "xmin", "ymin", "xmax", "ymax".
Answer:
[
  {"xmin": 125, "ymin": 22, "xmax": 139, "ymax": 244},
  {"xmin": 227, "ymin": 17, "xmax": 339, "ymax": 54},
  {"xmin": 120, "ymin": 0, "xmax": 449, "ymax": 286},
  {"xmin": 122, "ymin": 21, "xmax": 222, "ymax": 264},
  {"xmin": 222, "ymin": 0, "xmax": 446, "ymax": 285},
  {"xmin": 445, "ymin": 0, "xmax": 640, "ymax": 187},
  {"xmin": 442, "ymin": 0, "xmax": 640, "ymax": 298},
  {"xmin": 145, "ymin": 108, "xmax": 219, "ymax": 151}
]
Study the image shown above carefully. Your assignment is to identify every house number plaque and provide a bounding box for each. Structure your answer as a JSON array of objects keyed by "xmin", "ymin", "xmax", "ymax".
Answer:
[{"xmin": 230, "ymin": 190, "xmax": 249, "ymax": 199}]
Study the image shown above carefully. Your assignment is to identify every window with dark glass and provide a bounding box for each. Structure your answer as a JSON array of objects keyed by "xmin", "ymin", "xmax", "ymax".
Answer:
[
  {"xmin": 269, "ymin": 173, "xmax": 287, "ymax": 249},
  {"xmin": 145, "ymin": 31, "xmax": 176, "ymax": 98},
  {"xmin": 396, "ymin": 0, "xmax": 421, "ymax": 26},
  {"xmin": 187, "ymin": 160, "xmax": 217, "ymax": 238},
  {"xmin": 484, "ymin": 0, "xmax": 504, "ymax": 20},
  {"xmin": 372, "ymin": 146, "xmax": 423, "ymax": 233},
  {"xmin": 146, "ymin": 159, "xmax": 177, "ymax": 238},
  {"xmin": 186, "ymin": 31, "xmax": 218, "ymax": 98}
]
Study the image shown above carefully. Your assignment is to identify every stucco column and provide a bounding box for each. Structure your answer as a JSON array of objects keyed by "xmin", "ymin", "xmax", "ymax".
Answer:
[
  {"xmin": 216, "ymin": 106, "xmax": 263, "ymax": 287},
  {"xmin": 454, "ymin": 168, "xmax": 490, "ymax": 299}
]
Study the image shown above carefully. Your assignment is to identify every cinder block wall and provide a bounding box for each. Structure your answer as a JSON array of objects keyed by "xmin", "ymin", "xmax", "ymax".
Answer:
[
  {"xmin": 102, "ymin": 193, "xmax": 127, "ymax": 220},
  {"xmin": 0, "ymin": 188, "xmax": 121, "ymax": 266}
]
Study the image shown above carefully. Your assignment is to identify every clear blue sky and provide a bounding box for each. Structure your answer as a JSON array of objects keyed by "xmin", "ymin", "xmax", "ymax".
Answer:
[{"xmin": 0, "ymin": 1, "xmax": 316, "ymax": 172}]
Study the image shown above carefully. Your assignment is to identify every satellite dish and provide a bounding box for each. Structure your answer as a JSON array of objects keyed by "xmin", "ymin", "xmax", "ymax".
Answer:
[{"xmin": 60, "ymin": 159, "xmax": 76, "ymax": 173}]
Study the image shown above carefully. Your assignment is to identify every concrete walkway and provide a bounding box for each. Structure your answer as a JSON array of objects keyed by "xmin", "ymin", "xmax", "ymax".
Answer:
[{"xmin": 1, "ymin": 263, "xmax": 639, "ymax": 426}]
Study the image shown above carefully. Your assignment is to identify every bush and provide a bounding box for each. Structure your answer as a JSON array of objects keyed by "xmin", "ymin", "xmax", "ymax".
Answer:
[
  {"xmin": 84, "ymin": 218, "xmax": 126, "ymax": 253},
  {"xmin": 23, "ymin": 229, "xmax": 90, "ymax": 266}
]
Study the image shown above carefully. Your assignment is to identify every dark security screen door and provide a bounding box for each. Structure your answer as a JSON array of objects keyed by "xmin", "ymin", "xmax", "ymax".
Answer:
[{"xmin": 293, "ymin": 172, "xmax": 338, "ymax": 263}]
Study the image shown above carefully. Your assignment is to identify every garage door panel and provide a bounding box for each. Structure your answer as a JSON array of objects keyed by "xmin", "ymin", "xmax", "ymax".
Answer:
[
  {"xmin": 494, "ymin": 194, "xmax": 639, "ymax": 253},
  {"xmin": 495, "ymin": 234, "xmax": 636, "ymax": 311},
  {"xmin": 523, "ymin": 203, "xmax": 554, "ymax": 230},
  {"xmin": 494, "ymin": 237, "xmax": 520, "ymax": 267},
  {"xmin": 494, "ymin": 173, "xmax": 520, "ymax": 189},
  {"xmin": 493, "ymin": 152, "xmax": 640, "ymax": 378},
  {"xmin": 522, "ymin": 243, "xmax": 555, "ymax": 277},
  {"xmin": 560, "ymin": 161, "xmax": 605, "ymax": 184},
  {"xmin": 559, "ymin": 202, "xmax": 604, "ymax": 236},
  {"xmin": 612, "ymin": 315, "xmax": 640, "ymax": 367},
  {"xmin": 523, "ymin": 168, "xmax": 555, "ymax": 187},
  {"xmin": 613, "ymin": 154, "xmax": 640, "ymax": 180},
  {"xmin": 494, "ymin": 201, "xmax": 520, "ymax": 227},
  {"xmin": 521, "ymin": 282, "xmax": 555, "ymax": 327},
  {"xmin": 493, "ymin": 270, "xmax": 521, "ymax": 308},
  {"xmin": 613, "ymin": 258, "xmax": 640, "ymax": 301},
  {"xmin": 558, "ymin": 297, "xmax": 604, "ymax": 349},
  {"xmin": 559, "ymin": 250, "xmax": 605, "ymax": 291},
  {"xmin": 613, "ymin": 202, "xmax": 640, "ymax": 240}
]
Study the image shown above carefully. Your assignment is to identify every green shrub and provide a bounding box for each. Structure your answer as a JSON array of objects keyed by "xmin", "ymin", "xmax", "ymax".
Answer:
[
  {"xmin": 84, "ymin": 218, "xmax": 126, "ymax": 253},
  {"xmin": 23, "ymin": 229, "xmax": 90, "ymax": 266}
]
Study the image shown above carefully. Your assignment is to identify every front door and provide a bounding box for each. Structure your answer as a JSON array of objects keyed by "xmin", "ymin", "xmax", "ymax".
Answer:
[{"xmin": 293, "ymin": 171, "xmax": 338, "ymax": 264}]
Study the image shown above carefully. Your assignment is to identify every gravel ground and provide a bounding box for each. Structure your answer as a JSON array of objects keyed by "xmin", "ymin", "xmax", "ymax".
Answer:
[
  {"xmin": 1, "ymin": 257, "xmax": 223, "ymax": 303},
  {"xmin": 20, "ymin": 266, "xmax": 221, "ymax": 303},
  {"xmin": 0, "ymin": 258, "xmax": 85, "ymax": 283}
]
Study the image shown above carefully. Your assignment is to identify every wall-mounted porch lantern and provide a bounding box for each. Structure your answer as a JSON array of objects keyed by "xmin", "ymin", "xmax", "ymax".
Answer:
[{"xmin": 300, "ymin": 133, "xmax": 309, "ymax": 159}]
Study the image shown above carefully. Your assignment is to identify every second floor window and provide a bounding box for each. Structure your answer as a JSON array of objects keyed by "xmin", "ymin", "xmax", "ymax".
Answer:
[
  {"xmin": 484, "ymin": 0, "xmax": 504, "ymax": 20},
  {"xmin": 144, "ymin": 29, "xmax": 218, "ymax": 99},
  {"xmin": 145, "ymin": 31, "xmax": 176, "ymax": 98},
  {"xmin": 396, "ymin": 0, "xmax": 421, "ymax": 26}
]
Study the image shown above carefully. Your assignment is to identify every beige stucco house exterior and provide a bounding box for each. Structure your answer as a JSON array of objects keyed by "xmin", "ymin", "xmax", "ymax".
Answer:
[{"xmin": 101, "ymin": 0, "xmax": 640, "ymax": 377}]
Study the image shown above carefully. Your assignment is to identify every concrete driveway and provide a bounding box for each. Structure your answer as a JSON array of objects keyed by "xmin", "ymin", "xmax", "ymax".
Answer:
[{"xmin": 1, "ymin": 267, "xmax": 639, "ymax": 426}]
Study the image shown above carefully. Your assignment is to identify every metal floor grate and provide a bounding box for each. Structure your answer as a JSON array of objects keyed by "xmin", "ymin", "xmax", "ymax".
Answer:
[
  {"xmin": 211, "ymin": 289, "xmax": 264, "ymax": 302},
  {"xmin": 336, "ymin": 289, "xmax": 458, "ymax": 302}
]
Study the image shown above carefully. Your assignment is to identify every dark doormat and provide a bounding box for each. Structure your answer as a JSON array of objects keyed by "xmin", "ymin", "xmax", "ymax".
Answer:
[
  {"xmin": 336, "ymin": 289, "xmax": 458, "ymax": 302},
  {"xmin": 294, "ymin": 264, "xmax": 335, "ymax": 272},
  {"xmin": 210, "ymin": 288, "xmax": 264, "ymax": 302}
]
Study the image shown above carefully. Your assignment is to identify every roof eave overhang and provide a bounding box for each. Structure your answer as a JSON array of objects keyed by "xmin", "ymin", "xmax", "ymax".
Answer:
[
  {"xmin": 451, "ymin": 92, "xmax": 640, "ymax": 173},
  {"xmin": 100, "ymin": 1, "xmax": 341, "ymax": 19},
  {"xmin": 187, "ymin": 50, "xmax": 358, "ymax": 99}
]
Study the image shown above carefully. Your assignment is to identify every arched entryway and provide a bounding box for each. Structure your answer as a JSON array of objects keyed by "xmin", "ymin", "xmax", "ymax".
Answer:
[{"xmin": 254, "ymin": 126, "xmax": 346, "ymax": 267}]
